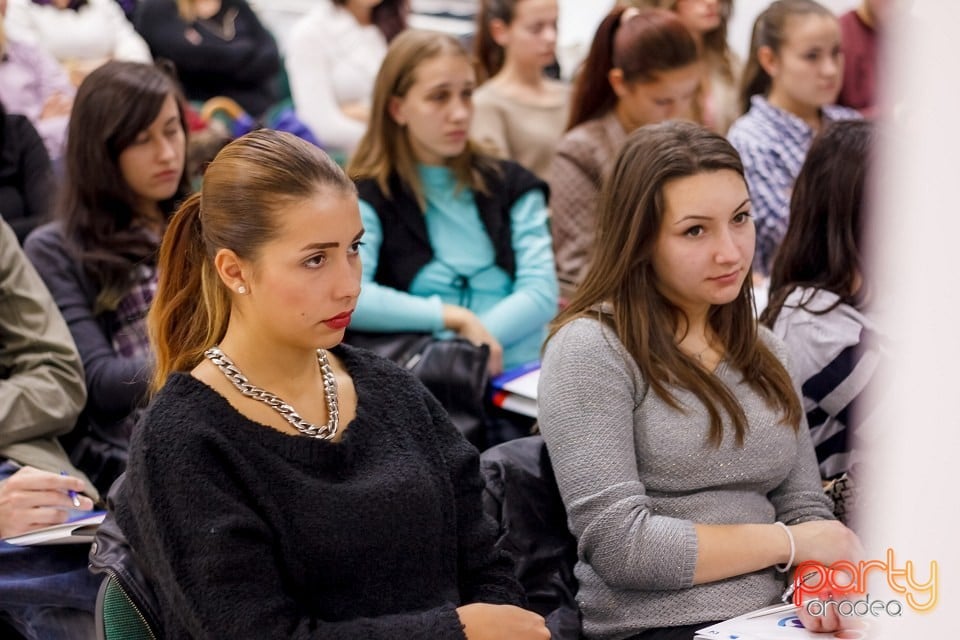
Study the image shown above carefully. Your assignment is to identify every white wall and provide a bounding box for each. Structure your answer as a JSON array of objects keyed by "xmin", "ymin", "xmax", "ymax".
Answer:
[
  {"xmin": 555, "ymin": 0, "xmax": 859, "ymax": 80},
  {"xmin": 863, "ymin": 0, "xmax": 958, "ymax": 635},
  {"xmin": 251, "ymin": 1, "xmax": 860, "ymax": 69}
]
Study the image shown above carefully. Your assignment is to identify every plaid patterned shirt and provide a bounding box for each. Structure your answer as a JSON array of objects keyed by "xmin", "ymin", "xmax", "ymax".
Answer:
[
  {"xmin": 727, "ymin": 96, "xmax": 860, "ymax": 275},
  {"xmin": 111, "ymin": 264, "xmax": 157, "ymax": 360}
]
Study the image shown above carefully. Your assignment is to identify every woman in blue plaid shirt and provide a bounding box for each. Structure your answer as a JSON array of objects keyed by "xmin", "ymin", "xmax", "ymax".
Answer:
[{"xmin": 727, "ymin": 0, "xmax": 860, "ymax": 278}]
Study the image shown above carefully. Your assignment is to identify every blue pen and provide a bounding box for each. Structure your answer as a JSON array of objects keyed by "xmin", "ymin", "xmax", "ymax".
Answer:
[{"xmin": 60, "ymin": 470, "xmax": 82, "ymax": 508}]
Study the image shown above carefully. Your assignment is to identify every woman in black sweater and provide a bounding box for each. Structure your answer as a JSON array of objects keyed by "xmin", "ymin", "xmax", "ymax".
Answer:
[
  {"xmin": 0, "ymin": 99, "xmax": 54, "ymax": 243},
  {"xmin": 134, "ymin": 0, "xmax": 280, "ymax": 117},
  {"xmin": 112, "ymin": 129, "xmax": 550, "ymax": 639}
]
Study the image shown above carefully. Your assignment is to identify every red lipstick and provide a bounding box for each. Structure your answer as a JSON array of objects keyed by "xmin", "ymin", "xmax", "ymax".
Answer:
[{"xmin": 323, "ymin": 311, "xmax": 353, "ymax": 330}]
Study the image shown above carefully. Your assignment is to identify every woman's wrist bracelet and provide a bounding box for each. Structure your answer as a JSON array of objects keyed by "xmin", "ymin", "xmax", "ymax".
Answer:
[{"xmin": 774, "ymin": 521, "xmax": 795, "ymax": 573}]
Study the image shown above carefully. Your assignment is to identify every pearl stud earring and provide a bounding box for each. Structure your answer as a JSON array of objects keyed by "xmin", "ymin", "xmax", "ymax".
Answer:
[{"xmin": 237, "ymin": 285, "xmax": 247, "ymax": 294}]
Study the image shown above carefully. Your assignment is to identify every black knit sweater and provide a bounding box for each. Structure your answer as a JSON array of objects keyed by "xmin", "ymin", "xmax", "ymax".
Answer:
[{"xmin": 114, "ymin": 345, "xmax": 523, "ymax": 638}]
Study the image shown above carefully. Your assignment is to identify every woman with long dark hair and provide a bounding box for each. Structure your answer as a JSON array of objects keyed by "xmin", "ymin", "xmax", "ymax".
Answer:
[
  {"xmin": 539, "ymin": 121, "xmax": 860, "ymax": 639},
  {"xmin": 761, "ymin": 120, "xmax": 879, "ymax": 482},
  {"xmin": 23, "ymin": 60, "xmax": 189, "ymax": 492}
]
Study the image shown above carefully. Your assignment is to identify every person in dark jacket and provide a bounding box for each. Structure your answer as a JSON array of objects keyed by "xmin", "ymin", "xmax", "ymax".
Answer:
[
  {"xmin": 0, "ymin": 99, "xmax": 55, "ymax": 243},
  {"xmin": 134, "ymin": 0, "xmax": 280, "ymax": 117}
]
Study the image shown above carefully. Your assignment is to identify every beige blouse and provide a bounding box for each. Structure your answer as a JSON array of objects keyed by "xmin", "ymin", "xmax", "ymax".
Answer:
[{"xmin": 471, "ymin": 80, "xmax": 571, "ymax": 182}]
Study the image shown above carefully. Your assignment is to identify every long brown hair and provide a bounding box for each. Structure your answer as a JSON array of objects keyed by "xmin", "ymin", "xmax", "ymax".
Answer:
[
  {"xmin": 474, "ymin": 0, "xmax": 550, "ymax": 82},
  {"xmin": 550, "ymin": 121, "xmax": 801, "ymax": 445},
  {"xmin": 739, "ymin": 0, "xmax": 834, "ymax": 114},
  {"xmin": 332, "ymin": 0, "xmax": 408, "ymax": 42},
  {"xmin": 762, "ymin": 120, "xmax": 874, "ymax": 326},
  {"xmin": 148, "ymin": 130, "xmax": 355, "ymax": 392},
  {"xmin": 567, "ymin": 6, "xmax": 698, "ymax": 131},
  {"xmin": 347, "ymin": 29, "xmax": 497, "ymax": 211},
  {"xmin": 622, "ymin": 0, "xmax": 736, "ymax": 83},
  {"xmin": 59, "ymin": 61, "xmax": 190, "ymax": 314}
]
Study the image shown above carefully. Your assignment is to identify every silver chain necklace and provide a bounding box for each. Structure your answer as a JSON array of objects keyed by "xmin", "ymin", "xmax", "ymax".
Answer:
[{"xmin": 204, "ymin": 346, "xmax": 339, "ymax": 440}]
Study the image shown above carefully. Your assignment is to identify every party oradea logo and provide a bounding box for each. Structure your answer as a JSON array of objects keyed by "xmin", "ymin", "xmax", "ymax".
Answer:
[{"xmin": 792, "ymin": 548, "xmax": 938, "ymax": 619}]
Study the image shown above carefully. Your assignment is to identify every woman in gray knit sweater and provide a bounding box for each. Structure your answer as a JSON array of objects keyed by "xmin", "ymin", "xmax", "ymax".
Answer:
[{"xmin": 537, "ymin": 121, "xmax": 861, "ymax": 640}]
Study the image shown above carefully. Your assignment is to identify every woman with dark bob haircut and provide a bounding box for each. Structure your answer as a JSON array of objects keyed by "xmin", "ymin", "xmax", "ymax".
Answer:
[
  {"xmin": 24, "ymin": 60, "xmax": 190, "ymax": 492},
  {"xmin": 762, "ymin": 120, "xmax": 881, "ymax": 484},
  {"xmin": 539, "ymin": 121, "xmax": 860, "ymax": 639}
]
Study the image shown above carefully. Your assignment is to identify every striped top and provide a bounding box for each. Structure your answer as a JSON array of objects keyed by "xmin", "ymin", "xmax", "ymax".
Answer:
[{"xmin": 770, "ymin": 287, "xmax": 885, "ymax": 478}]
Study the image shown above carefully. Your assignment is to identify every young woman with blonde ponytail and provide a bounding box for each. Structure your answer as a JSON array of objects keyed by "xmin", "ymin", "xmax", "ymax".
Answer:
[{"xmin": 111, "ymin": 129, "xmax": 550, "ymax": 640}]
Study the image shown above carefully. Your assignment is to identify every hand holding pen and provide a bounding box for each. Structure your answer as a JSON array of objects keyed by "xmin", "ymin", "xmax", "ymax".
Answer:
[
  {"xmin": 0, "ymin": 466, "xmax": 94, "ymax": 538},
  {"xmin": 60, "ymin": 470, "xmax": 82, "ymax": 507}
]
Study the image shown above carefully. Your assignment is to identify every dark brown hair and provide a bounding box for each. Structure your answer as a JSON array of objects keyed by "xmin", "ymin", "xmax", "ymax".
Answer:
[
  {"xmin": 739, "ymin": 0, "xmax": 834, "ymax": 114},
  {"xmin": 59, "ymin": 60, "xmax": 190, "ymax": 314},
  {"xmin": 762, "ymin": 120, "xmax": 874, "ymax": 326},
  {"xmin": 625, "ymin": 0, "xmax": 736, "ymax": 84},
  {"xmin": 567, "ymin": 6, "xmax": 698, "ymax": 130},
  {"xmin": 550, "ymin": 120, "xmax": 801, "ymax": 445},
  {"xmin": 148, "ymin": 130, "xmax": 355, "ymax": 391},
  {"xmin": 474, "ymin": 0, "xmax": 549, "ymax": 82},
  {"xmin": 333, "ymin": 0, "xmax": 408, "ymax": 42}
]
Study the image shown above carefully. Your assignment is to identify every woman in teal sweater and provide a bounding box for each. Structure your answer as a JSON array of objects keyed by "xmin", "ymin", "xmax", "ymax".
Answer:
[{"xmin": 347, "ymin": 29, "xmax": 558, "ymax": 375}]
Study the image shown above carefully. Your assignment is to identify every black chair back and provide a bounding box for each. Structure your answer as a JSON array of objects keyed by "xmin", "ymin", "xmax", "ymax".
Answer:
[{"xmin": 480, "ymin": 435, "xmax": 582, "ymax": 640}]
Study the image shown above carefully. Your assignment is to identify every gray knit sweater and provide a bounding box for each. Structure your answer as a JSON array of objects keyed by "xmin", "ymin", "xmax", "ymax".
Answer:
[{"xmin": 538, "ymin": 318, "xmax": 834, "ymax": 640}]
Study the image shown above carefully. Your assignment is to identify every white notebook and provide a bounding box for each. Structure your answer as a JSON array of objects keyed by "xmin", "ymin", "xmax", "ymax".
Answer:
[
  {"xmin": 695, "ymin": 603, "xmax": 871, "ymax": 639},
  {"xmin": 2, "ymin": 511, "xmax": 106, "ymax": 546}
]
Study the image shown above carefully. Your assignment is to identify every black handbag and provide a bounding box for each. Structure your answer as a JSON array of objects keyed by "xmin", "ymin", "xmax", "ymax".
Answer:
[{"xmin": 343, "ymin": 331, "xmax": 490, "ymax": 449}]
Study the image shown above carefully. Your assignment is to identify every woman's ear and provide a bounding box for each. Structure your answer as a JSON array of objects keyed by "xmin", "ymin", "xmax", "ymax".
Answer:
[
  {"xmin": 489, "ymin": 18, "xmax": 510, "ymax": 48},
  {"xmin": 757, "ymin": 45, "xmax": 779, "ymax": 79},
  {"xmin": 214, "ymin": 248, "xmax": 249, "ymax": 296},
  {"xmin": 608, "ymin": 68, "xmax": 628, "ymax": 98},
  {"xmin": 388, "ymin": 95, "xmax": 406, "ymax": 126}
]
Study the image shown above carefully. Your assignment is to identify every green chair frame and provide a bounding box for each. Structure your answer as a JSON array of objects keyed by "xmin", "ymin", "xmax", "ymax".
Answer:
[{"xmin": 95, "ymin": 573, "xmax": 156, "ymax": 640}]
